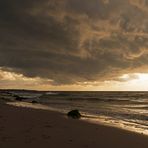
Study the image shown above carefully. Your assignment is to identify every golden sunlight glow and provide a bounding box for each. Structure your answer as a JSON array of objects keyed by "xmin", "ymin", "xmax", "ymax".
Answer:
[
  {"xmin": 107, "ymin": 73, "xmax": 148, "ymax": 91},
  {"xmin": 136, "ymin": 73, "xmax": 148, "ymax": 81},
  {"xmin": 125, "ymin": 73, "xmax": 148, "ymax": 91},
  {"xmin": 1, "ymin": 68, "xmax": 148, "ymax": 91}
]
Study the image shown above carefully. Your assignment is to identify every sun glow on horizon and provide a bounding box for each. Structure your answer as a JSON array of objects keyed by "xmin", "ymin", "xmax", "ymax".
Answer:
[
  {"xmin": 106, "ymin": 73, "xmax": 148, "ymax": 91},
  {"xmin": 1, "ymin": 68, "xmax": 148, "ymax": 91}
]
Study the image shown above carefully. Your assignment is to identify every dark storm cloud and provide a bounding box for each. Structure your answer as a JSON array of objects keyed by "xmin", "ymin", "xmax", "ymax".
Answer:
[{"xmin": 0, "ymin": 0, "xmax": 148, "ymax": 84}]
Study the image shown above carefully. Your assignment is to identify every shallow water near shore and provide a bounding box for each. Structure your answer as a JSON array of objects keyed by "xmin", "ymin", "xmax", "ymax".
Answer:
[{"xmin": 1, "ymin": 90, "xmax": 148, "ymax": 135}]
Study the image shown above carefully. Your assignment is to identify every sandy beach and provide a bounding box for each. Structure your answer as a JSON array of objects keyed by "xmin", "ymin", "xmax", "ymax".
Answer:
[{"xmin": 0, "ymin": 103, "xmax": 148, "ymax": 148}]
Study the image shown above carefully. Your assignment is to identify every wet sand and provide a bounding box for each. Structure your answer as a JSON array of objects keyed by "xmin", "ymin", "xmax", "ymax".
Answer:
[{"xmin": 0, "ymin": 103, "xmax": 148, "ymax": 148}]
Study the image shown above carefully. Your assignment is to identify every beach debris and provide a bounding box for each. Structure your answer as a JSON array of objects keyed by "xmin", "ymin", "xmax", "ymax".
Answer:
[
  {"xmin": 14, "ymin": 95, "xmax": 27, "ymax": 101},
  {"xmin": 67, "ymin": 110, "xmax": 81, "ymax": 119},
  {"xmin": 13, "ymin": 95, "xmax": 28, "ymax": 101},
  {"xmin": 15, "ymin": 96, "xmax": 23, "ymax": 101},
  {"xmin": 31, "ymin": 100, "xmax": 38, "ymax": 104}
]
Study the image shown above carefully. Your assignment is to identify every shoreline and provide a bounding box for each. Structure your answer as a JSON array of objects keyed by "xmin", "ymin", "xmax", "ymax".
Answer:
[
  {"xmin": 0, "ymin": 103, "xmax": 148, "ymax": 148},
  {"xmin": 6, "ymin": 101, "xmax": 148, "ymax": 136}
]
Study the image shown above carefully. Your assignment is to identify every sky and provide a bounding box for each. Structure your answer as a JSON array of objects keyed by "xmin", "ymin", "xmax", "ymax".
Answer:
[{"xmin": 0, "ymin": 0, "xmax": 148, "ymax": 91}]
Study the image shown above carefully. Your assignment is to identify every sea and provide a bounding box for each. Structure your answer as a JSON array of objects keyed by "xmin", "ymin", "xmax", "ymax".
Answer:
[{"xmin": 1, "ymin": 90, "xmax": 148, "ymax": 135}]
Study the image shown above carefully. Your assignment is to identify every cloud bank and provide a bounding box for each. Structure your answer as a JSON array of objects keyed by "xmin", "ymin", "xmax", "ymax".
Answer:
[{"xmin": 0, "ymin": 0, "xmax": 148, "ymax": 85}]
